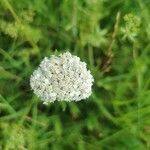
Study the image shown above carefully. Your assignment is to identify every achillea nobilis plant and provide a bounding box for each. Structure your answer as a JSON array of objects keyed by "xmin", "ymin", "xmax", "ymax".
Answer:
[{"xmin": 30, "ymin": 52, "xmax": 94, "ymax": 104}]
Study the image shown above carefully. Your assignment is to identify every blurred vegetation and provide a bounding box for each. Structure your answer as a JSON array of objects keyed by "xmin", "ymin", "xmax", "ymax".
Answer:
[{"xmin": 0, "ymin": 0, "xmax": 150, "ymax": 149}]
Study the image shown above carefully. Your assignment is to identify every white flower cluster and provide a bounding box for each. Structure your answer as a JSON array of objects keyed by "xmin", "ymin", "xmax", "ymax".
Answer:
[{"xmin": 30, "ymin": 51, "xmax": 94, "ymax": 104}]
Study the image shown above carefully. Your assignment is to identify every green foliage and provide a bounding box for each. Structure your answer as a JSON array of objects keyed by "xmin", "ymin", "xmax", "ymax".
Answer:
[
  {"xmin": 121, "ymin": 13, "xmax": 141, "ymax": 41},
  {"xmin": 0, "ymin": 19, "xmax": 41, "ymax": 43},
  {"xmin": 0, "ymin": 0, "xmax": 150, "ymax": 150}
]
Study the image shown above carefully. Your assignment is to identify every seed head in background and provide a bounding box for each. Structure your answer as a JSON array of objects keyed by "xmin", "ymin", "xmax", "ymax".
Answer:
[{"xmin": 30, "ymin": 51, "xmax": 94, "ymax": 104}]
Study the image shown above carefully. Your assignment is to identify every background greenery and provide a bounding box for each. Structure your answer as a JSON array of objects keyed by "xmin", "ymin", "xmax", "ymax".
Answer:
[{"xmin": 0, "ymin": 0, "xmax": 150, "ymax": 149}]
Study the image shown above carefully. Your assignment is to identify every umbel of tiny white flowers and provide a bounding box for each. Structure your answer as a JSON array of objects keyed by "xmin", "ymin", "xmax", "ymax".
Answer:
[{"xmin": 30, "ymin": 51, "xmax": 94, "ymax": 104}]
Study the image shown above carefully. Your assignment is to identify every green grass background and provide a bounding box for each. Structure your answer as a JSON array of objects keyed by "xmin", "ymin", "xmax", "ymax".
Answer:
[{"xmin": 0, "ymin": 0, "xmax": 150, "ymax": 149}]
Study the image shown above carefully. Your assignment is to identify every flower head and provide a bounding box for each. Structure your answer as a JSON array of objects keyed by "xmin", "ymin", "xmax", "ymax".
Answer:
[{"xmin": 30, "ymin": 51, "xmax": 94, "ymax": 104}]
